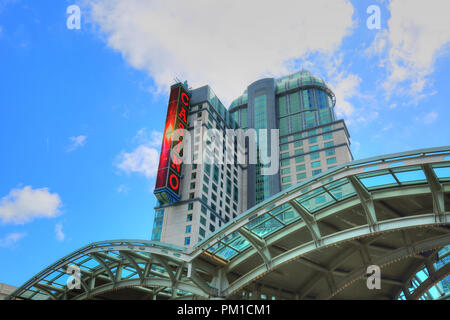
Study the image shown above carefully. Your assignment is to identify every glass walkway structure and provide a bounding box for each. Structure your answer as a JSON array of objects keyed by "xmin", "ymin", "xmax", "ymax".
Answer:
[{"xmin": 6, "ymin": 146, "xmax": 450, "ymax": 300}]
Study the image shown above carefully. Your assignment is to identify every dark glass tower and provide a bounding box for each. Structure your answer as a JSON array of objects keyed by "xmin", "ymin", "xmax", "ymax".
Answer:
[{"xmin": 229, "ymin": 70, "xmax": 353, "ymax": 207}]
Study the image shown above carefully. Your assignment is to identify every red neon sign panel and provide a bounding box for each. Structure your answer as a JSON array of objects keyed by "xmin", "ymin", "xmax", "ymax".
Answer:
[{"xmin": 154, "ymin": 83, "xmax": 190, "ymax": 203}]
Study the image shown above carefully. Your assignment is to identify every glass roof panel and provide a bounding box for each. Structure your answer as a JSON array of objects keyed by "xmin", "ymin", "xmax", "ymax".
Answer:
[
  {"xmin": 275, "ymin": 209, "xmax": 300, "ymax": 225},
  {"xmin": 221, "ymin": 232, "xmax": 241, "ymax": 245},
  {"xmin": 52, "ymin": 273, "xmax": 70, "ymax": 286},
  {"xmin": 393, "ymin": 169, "xmax": 427, "ymax": 184},
  {"xmin": 327, "ymin": 180, "xmax": 356, "ymax": 200},
  {"xmin": 359, "ymin": 174, "xmax": 398, "ymax": 189},
  {"xmin": 325, "ymin": 178, "xmax": 348, "ymax": 189},
  {"xmin": 433, "ymin": 166, "xmax": 450, "ymax": 180},
  {"xmin": 269, "ymin": 203, "xmax": 291, "ymax": 216},
  {"xmin": 215, "ymin": 246, "xmax": 239, "ymax": 260},
  {"xmin": 81, "ymin": 258, "xmax": 100, "ymax": 270},
  {"xmin": 250, "ymin": 218, "xmax": 284, "ymax": 238},
  {"xmin": 206, "ymin": 242, "xmax": 224, "ymax": 254},
  {"xmin": 245, "ymin": 213, "xmax": 272, "ymax": 230},
  {"xmin": 296, "ymin": 187, "xmax": 326, "ymax": 203},
  {"xmin": 357, "ymin": 169, "xmax": 391, "ymax": 179},
  {"xmin": 228, "ymin": 237, "xmax": 251, "ymax": 252},
  {"xmin": 299, "ymin": 192, "xmax": 336, "ymax": 213}
]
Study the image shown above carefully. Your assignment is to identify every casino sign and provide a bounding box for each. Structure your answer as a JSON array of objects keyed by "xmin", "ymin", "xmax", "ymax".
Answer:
[{"xmin": 154, "ymin": 82, "xmax": 191, "ymax": 204}]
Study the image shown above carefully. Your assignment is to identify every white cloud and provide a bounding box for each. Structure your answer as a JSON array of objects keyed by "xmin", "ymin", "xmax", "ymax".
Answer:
[
  {"xmin": 115, "ymin": 129, "xmax": 163, "ymax": 179},
  {"xmin": 0, "ymin": 232, "xmax": 26, "ymax": 248},
  {"xmin": 132, "ymin": 129, "xmax": 162, "ymax": 147},
  {"xmin": 67, "ymin": 135, "xmax": 87, "ymax": 152},
  {"xmin": 116, "ymin": 145, "xmax": 160, "ymax": 178},
  {"xmin": 117, "ymin": 184, "xmax": 129, "ymax": 194},
  {"xmin": 373, "ymin": 0, "xmax": 450, "ymax": 97},
  {"xmin": 0, "ymin": 186, "xmax": 62, "ymax": 224},
  {"xmin": 423, "ymin": 111, "xmax": 438, "ymax": 124},
  {"xmin": 55, "ymin": 223, "xmax": 65, "ymax": 241},
  {"xmin": 86, "ymin": 0, "xmax": 355, "ymax": 102},
  {"xmin": 314, "ymin": 54, "xmax": 363, "ymax": 119},
  {"xmin": 329, "ymin": 72, "xmax": 362, "ymax": 117}
]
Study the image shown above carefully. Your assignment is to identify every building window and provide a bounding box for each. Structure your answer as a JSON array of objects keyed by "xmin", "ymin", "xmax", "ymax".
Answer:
[
  {"xmin": 281, "ymin": 168, "xmax": 291, "ymax": 175},
  {"xmin": 280, "ymin": 144, "xmax": 290, "ymax": 152},
  {"xmin": 200, "ymin": 216, "xmax": 206, "ymax": 226},
  {"xmin": 295, "ymin": 156, "xmax": 305, "ymax": 163},
  {"xmin": 294, "ymin": 141, "xmax": 303, "ymax": 148},
  {"xmin": 312, "ymin": 169, "xmax": 322, "ymax": 176},
  {"xmin": 323, "ymin": 133, "xmax": 333, "ymax": 140},
  {"xmin": 187, "ymin": 214, "xmax": 192, "ymax": 222},
  {"xmin": 188, "ymin": 203, "xmax": 194, "ymax": 210},
  {"xmin": 209, "ymin": 224, "xmax": 215, "ymax": 232},
  {"xmin": 199, "ymin": 227, "xmax": 205, "ymax": 237},
  {"xmin": 326, "ymin": 149, "xmax": 336, "ymax": 156},
  {"xmin": 281, "ymin": 152, "xmax": 290, "ymax": 159},
  {"xmin": 311, "ymin": 161, "xmax": 321, "ymax": 168},
  {"xmin": 296, "ymin": 164, "xmax": 306, "ymax": 172},
  {"xmin": 282, "ymin": 176, "xmax": 292, "ymax": 183},
  {"xmin": 151, "ymin": 209, "xmax": 165, "ymax": 241},
  {"xmin": 297, "ymin": 173, "xmax": 307, "ymax": 180},
  {"xmin": 310, "ymin": 152, "xmax": 320, "ymax": 160},
  {"xmin": 190, "ymin": 182, "xmax": 195, "ymax": 190},
  {"xmin": 324, "ymin": 141, "xmax": 334, "ymax": 148},
  {"xmin": 327, "ymin": 157, "xmax": 337, "ymax": 165},
  {"xmin": 309, "ymin": 137, "xmax": 318, "ymax": 144},
  {"xmin": 185, "ymin": 225, "xmax": 191, "ymax": 233},
  {"xmin": 310, "ymin": 145, "xmax": 319, "ymax": 152}
]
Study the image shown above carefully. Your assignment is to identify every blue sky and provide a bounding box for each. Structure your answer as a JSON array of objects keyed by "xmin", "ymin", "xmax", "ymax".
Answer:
[{"xmin": 0, "ymin": 0, "xmax": 449, "ymax": 287}]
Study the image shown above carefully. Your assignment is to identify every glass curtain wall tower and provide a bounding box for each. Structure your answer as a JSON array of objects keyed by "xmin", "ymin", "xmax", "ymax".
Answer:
[{"xmin": 230, "ymin": 70, "xmax": 353, "ymax": 207}]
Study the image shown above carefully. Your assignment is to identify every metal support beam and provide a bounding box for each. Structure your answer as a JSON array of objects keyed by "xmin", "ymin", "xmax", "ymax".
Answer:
[
  {"xmin": 349, "ymin": 176, "xmax": 378, "ymax": 231},
  {"xmin": 89, "ymin": 253, "xmax": 115, "ymax": 283},
  {"xmin": 238, "ymin": 227, "xmax": 272, "ymax": 269},
  {"xmin": 34, "ymin": 283, "xmax": 64, "ymax": 299},
  {"xmin": 119, "ymin": 252, "xmax": 143, "ymax": 282},
  {"xmin": 409, "ymin": 262, "xmax": 450, "ymax": 300},
  {"xmin": 187, "ymin": 262, "xmax": 218, "ymax": 297},
  {"xmin": 289, "ymin": 200, "xmax": 322, "ymax": 246},
  {"xmin": 151, "ymin": 254, "xmax": 176, "ymax": 284},
  {"xmin": 422, "ymin": 164, "xmax": 446, "ymax": 223},
  {"xmin": 211, "ymin": 268, "xmax": 229, "ymax": 297}
]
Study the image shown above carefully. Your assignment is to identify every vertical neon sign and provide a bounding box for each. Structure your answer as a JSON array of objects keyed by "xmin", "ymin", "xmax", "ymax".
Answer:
[{"xmin": 154, "ymin": 83, "xmax": 190, "ymax": 204}]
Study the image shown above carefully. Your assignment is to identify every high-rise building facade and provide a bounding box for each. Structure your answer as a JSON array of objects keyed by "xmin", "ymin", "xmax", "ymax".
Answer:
[
  {"xmin": 229, "ymin": 70, "xmax": 353, "ymax": 207},
  {"xmin": 151, "ymin": 70, "xmax": 353, "ymax": 248}
]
